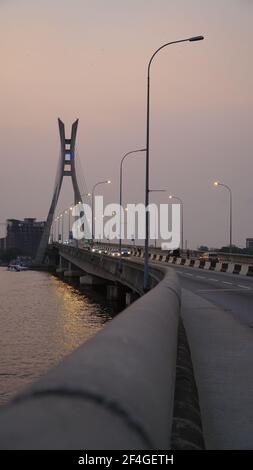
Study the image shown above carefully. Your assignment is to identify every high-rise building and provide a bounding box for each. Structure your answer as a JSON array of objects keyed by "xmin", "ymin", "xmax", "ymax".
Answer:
[
  {"xmin": 246, "ymin": 238, "xmax": 253, "ymax": 250},
  {"xmin": 0, "ymin": 218, "xmax": 46, "ymax": 257}
]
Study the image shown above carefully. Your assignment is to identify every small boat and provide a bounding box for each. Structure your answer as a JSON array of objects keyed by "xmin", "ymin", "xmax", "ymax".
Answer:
[
  {"xmin": 8, "ymin": 265, "xmax": 20, "ymax": 271},
  {"xmin": 17, "ymin": 265, "xmax": 29, "ymax": 271},
  {"xmin": 8, "ymin": 264, "xmax": 29, "ymax": 272}
]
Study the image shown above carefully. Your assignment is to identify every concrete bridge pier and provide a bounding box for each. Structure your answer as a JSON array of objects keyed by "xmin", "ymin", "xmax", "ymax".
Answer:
[
  {"xmin": 80, "ymin": 274, "xmax": 107, "ymax": 286},
  {"xmin": 64, "ymin": 261, "xmax": 83, "ymax": 278},
  {"xmin": 125, "ymin": 291, "xmax": 139, "ymax": 306},
  {"xmin": 56, "ymin": 255, "xmax": 68, "ymax": 274},
  {"xmin": 106, "ymin": 284, "xmax": 126, "ymax": 302}
]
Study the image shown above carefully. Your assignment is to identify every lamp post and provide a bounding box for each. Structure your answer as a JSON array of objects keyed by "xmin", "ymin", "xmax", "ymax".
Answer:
[
  {"xmin": 52, "ymin": 219, "xmax": 55, "ymax": 242},
  {"xmin": 119, "ymin": 149, "xmax": 146, "ymax": 257},
  {"xmin": 92, "ymin": 180, "xmax": 111, "ymax": 241},
  {"xmin": 57, "ymin": 216, "xmax": 60, "ymax": 243},
  {"xmin": 214, "ymin": 181, "xmax": 233, "ymax": 255},
  {"xmin": 64, "ymin": 210, "xmax": 69, "ymax": 243},
  {"xmin": 169, "ymin": 195, "xmax": 184, "ymax": 250},
  {"xmin": 144, "ymin": 35, "xmax": 204, "ymax": 291},
  {"xmin": 53, "ymin": 218, "xmax": 56, "ymax": 242},
  {"xmin": 68, "ymin": 207, "xmax": 73, "ymax": 241},
  {"xmin": 60, "ymin": 213, "xmax": 63, "ymax": 244}
]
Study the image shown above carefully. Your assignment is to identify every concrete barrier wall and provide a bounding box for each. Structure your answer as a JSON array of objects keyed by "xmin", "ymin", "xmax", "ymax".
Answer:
[
  {"xmin": 0, "ymin": 269, "xmax": 181, "ymax": 450},
  {"xmin": 89, "ymin": 242, "xmax": 253, "ymax": 265},
  {"xmin": 227, "ymin": 263, "xmax": 235, "ymax": 274},
  {"xmin": 240, "ymin": 265, "xmax": 249, "ymax": 276},
  {"xmin": 215, "ymin": 262, "xmax": 222, "ymax": 272},
  {"xmin": 133, "ymin": 248, "xmax": 253, "ymax": 277},
  {"xmin": 221, "ymin": 262, "xmax": 228, "ymax": 272}
]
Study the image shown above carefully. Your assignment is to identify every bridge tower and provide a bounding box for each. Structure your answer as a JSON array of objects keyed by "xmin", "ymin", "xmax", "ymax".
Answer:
[{"xmin": 35, "ymin": 119, "xmax": 83, "ymax": 264}]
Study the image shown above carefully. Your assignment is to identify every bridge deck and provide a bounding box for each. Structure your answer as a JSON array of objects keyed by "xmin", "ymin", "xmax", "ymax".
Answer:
[{"xmin": 182, "ymin": 289, "xmax": 253, "ymax": 449}]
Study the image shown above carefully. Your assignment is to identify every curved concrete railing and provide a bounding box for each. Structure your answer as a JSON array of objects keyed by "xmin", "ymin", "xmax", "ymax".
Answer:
[{"xmin": 0, "ymin": 268, "xmax": 181, "ymax": 450}]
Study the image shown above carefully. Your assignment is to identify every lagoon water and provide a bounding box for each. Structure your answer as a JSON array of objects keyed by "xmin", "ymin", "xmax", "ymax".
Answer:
[{"xmin": 0, "ymin": 268, "xmax": 113, "ymax": 405}]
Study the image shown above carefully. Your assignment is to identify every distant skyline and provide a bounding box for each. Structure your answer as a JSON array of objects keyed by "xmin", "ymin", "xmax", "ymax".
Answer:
[{"xmin": 1, "ymin": 0, "xmax": 253, "ymax": 249}]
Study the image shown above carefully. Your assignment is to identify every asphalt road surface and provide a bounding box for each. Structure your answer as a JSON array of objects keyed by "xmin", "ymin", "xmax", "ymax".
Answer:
[{"xmin": 164, "ymin": 264, "xmax": 253, "ymax": 328}]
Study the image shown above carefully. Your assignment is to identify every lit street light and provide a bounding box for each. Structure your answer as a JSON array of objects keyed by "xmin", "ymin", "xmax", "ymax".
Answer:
[
  {"xmin": 214, "ymin": 181, "xmax": 233, "ymax": 255},
  {"xmin": 56, "ymin": 216, "xmax": 60, "ymax": 242},
  {"xmin": 144, "ymin": 35, "xmax": 204, "ymax": 291},
  {"xmin": 60, "ymin": 213, "xmax": 63, "ymax": 243}
]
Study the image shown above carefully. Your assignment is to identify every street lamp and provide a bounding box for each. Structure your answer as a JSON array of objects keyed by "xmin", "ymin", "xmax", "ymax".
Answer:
[
  {"xmin": 53, "ymin": 218, "xmax": 57, "ymax": 242},
  {"xmin": 213, "ymin": 181, "xmax": 232, "ymax": 255},
  {"xmin": 92, "ymin": 180, "xmax": 111, "ymax": 241},
  {"xmin": 64, "ymin": 207, "xmax": 73, "ymax": 242},
  {"xmin": 119, "ymin": 149, "xmax": 146, "ymax": 258},
  {"xmin": 144, "ymin": 35, "xmax": 204, "ymax": 291},
  {"xmin": 56, "ymin": 216, "xmax": 60, "ymax": 242},
  {"xmin": 60, "ymin": 214, "xmax": 64, "ymax": 243},
  {"xmin": 169, "ymin": 195, "xmax": 184, "ymax": 250}
]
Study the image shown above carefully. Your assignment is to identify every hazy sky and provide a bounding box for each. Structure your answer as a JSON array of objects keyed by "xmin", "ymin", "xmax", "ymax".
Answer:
[{"xmin": 1, "ymin": 0, "xmax": 253, "ymax": 248}]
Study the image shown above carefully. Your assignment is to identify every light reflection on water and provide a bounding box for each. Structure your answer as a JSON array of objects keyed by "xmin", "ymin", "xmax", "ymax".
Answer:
[{"xmin": 0, "ymin": 268, "xmax": 113, "ymax": 405}]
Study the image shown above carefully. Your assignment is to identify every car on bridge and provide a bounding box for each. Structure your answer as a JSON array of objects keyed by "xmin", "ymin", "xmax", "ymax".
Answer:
[
  {"xmin": 91, "ymin": 247, "xmax": 108, "ymax": 255},
  {"xmin": 110, "ymin": 249, "xmax": 121, "ymax": 257},
  {"xmin": 121, "ymin": 248, "xmax": 131, "ymax": 257}
]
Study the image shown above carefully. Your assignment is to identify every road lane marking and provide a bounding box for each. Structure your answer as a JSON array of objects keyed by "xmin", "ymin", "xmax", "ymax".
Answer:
[
  {"xmin": 209, "ymin": 278, "xmax": 219, "ymax": 282},
  {"xmin": 237, "ymin": 285, "xmax": 251, "ymax": 290},
  {"xmin": 222, "ymin": 281, "xmax": 233, "ymax": 285},
  {"xmin": 197, "ymin": 288, "xmax": 240, "ymax": 292}
]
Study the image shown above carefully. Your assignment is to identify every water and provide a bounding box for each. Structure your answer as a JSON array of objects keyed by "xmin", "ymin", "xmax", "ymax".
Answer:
[{"xmin": 0, "ymin": 267, "xmax": 113, "ymax": 406}]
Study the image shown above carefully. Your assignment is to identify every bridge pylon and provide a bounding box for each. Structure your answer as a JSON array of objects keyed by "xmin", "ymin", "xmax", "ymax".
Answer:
[{"xmin": 35, "ymin": 119, "xmax": 82, "ymax": 264}]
